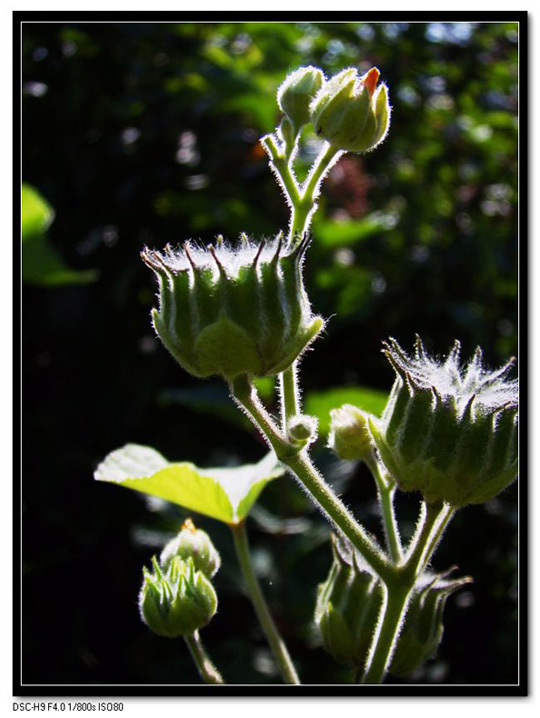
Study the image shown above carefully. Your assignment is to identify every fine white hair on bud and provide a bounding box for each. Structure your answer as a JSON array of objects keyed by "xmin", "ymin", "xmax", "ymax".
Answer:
[
  {"xmin": 141, "ymin": 233, "xmax": 325, "ymax": 381},
  {"xmin": 369, "ymin": 336, "xmax": 518, "ymax": 507}
]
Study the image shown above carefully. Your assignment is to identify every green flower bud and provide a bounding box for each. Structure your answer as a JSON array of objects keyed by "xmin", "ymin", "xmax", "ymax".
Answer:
[
  {"xmin": 315, "ymin": 535, "xmax": 382, "ymax": 666},
  {"xmin": 139, "ymin": 556, "xmax": 217, "ymax": 638},
  {"xmin": 369, "ymin": 337, "xmax": 518, "ymax": 507},
  {"xmin": 142, "ymin": 234, "xmax": 324, "ymax": 381},
  {"xmin": 311, "ymin": 67, "xmax": 390, "ymax": 154},
  {"xmin": 328, "ymin": 404, "xmax": 374, "ymax": 461},
  {"xmin": 277, "ymin": 66, "xmax": 325, "ymax": 133},
  {"xmin": 160, "ymin": 518, "xmax": 221, "ymax": 578},
  {"xmin": 287, "ymin": 414, "xmax": 318, "ymax": 449},
  {"xmin": 391, "ymin": 570, "xmax": 472, "ymax": 677}
]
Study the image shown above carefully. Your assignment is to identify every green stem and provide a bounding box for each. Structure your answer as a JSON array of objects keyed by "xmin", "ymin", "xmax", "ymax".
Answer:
[
  {"xmin": 289, "ymin": 142, "xmax": 342, "ymax": 241},
  {"xmin": 406, "ymin": 500, "xmax": 455, "ymax": 578},
  {"xmin": 360, "ymin": 500, "xmax": 456, "ymax": 684},
  {"xmin": 279, "ymin": 362, "xmax": 300, "ymax": 429},
  {"xmin": 231, "ymin": 521, "xmax": 300, "ymax": 685},
  {"xmin": 230, "ymin": 376, "xmax": 393, "ymax": 584},
  {"xmin": 360, "ymin": 585, "xmax": 410, "ymax": 684},
  {"xmin": 365, "ymin": 454, "xmax": 402, "ymax": 563},
  {"xmin": 184, "ymin": 631, "xmax": 224, "ymax": 684}
]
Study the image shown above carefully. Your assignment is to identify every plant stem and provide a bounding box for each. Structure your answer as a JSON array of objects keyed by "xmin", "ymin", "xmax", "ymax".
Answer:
[
  {"xmin": 231, "ymin": 521, "xmax": 300, "ymax": 685},
  {"xmin": 288, "ymin": 142, "xmax": 342, "ymax": 241},
  {"xmin": 184, "ymin": 631, "xmax": 224, "ymax": 684},
  {"xmin": 406, "ymin": 500, "xmax": 455, "ymax": 578},
  {"xmin": 360, "ymin": 585, "xmax": 410, "ymax": 684},
  {"xmin": 279, "ymin": 362, "xmax": 300, "ymax": 429},
  {"xmin": 359, "ymin": 500, "xmax": 456, "ymax": 684},
  {"xmin": 365, "ymin": 453, "xmax": 402, "ymax": 563},
  {"xmin": 230, "ymin": 376, "xmax": 393, "ymax": 584}
]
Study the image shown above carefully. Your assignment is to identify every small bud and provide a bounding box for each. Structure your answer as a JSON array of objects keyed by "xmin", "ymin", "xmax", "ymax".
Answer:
[
  {"xmin": 277, "ymin": 66, "xmax": 325, "ymax": 134},
  {"xmin": 370, "ymin": 337, "xmax": 519, "ymax": 507},
  {"xmin": 391, "ymin": 570, "xmax": 472, "ymax": 677},
  {"xmin": 328, "ymin": 404, "xmax": 374, "ymax": 461},
  {"xmin": 287, "ymin": 414, "xmax": 318, "ymax": 449},
  {"xmin": 315, "ymin": 535, "xmax": 382, "ymax": 666},
  {"xmin": 142, "ymin": 234, "xmax": 324, "ymax": 381},
  {"xmin": 139, "ymin": 556, "xmax": 217, "ymax": 638},
  {"xmin": 160, "ymin": 518, "xmax": 221, "ymax": 578},
  {"xmin": 310, "ymin": 67, "xmax": 391, "ymax": 154}
]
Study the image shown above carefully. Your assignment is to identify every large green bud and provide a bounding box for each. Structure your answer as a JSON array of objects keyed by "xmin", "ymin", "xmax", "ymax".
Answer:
[
  {"xmin": 142, "ymin": 234, "xmax": 324, "ymax": 381},
  {"xmin": 369, "ymin": 337, "xmax": 518, "ymax": 507},
  {"xmin": 315, "ymin": 534, "xmax": 382, "ymax": 666},
  {"xmin": 310, "ymin": 67, "xmax": 390, "ymax": 154},
  {"xmin": 139, "ymin": 556, "xmax": 217, "ymax": 638},
  {"xmin": 160, "ymin": 518, "xmax": 221, "ymax": 579},
  {"xmin": 277, "ymin": 66, "xmax": 325, "ymax": 135},
  {"xmin": 391, "ymin": 570, "xmax": 472, "ymax": 677}
]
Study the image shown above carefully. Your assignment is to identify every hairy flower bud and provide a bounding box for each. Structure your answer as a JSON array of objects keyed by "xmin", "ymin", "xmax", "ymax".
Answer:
[
  {"xmin": 287, "ymin": 414, "xmax": 318, "ymax": 449},
  {"xmin": 278, "ymin": 66, "xmax": 325, "ymax": 134},
  {"xmin": 311, "ymin": 67, "xmax": 390, "ymax": 153},
  {"xmin": 139, "ymin": 556, "xmax": 217, "ymax": 638},
  {"xmin": 142, "ymin": 234, "xmax": 324, "ymax": 381},
  {"xmin": 369, "ymin": 337, "xmax": 519, "ymax": 507},
  {"xmin": 160, "ymin": 518, "xmax": 221, "ymax": 578},
  {"xmin": 391, "ymin": 570, "xmax": 471, "ymax": 677},
  {"xmin": 315, "ymin": 535, "xmax": 382, "ymax": 666},
  {"xmin": 328, "ymin": 404, "xmax": 374, "ymax": 461}
]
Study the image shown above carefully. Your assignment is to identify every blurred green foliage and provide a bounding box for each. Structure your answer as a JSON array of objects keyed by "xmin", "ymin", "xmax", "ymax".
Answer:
[{"xmin": 22, "ymin": 21, "xmax": 518, "ymax": 687}]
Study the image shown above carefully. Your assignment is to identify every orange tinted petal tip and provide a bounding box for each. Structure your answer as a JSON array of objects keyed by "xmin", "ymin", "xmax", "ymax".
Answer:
[{"xmin": 362, "ymin": 67, "xmax": 380, "ymax": 96}]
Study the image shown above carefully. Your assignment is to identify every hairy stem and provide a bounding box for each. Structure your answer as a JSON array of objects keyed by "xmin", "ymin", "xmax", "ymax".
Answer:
[
  {"xmin": 279, "ymin": 362, "xmax": 301, "ymax": 429},
  {"xmin": 407, "ymin": 500, "xmax": 455, "ymax": 578},
  {"xmin": 230, "ymin": 375, "xmax": 393, "ymax": 584},
  {"xmin": 184, "ymin": 631, "xmax": 224, "ymax": 684},
  {"xmin": 360, "ymin": 584, "xmax": 410, "ymax": 684},
  {"xmin": 365, "ymin": 453, "xmax": 402, "ymax": 563},
  {"xmin": 359, "ymin": 500, "xmax": 456, "ymax": 684},
  {"xmin": 231, "ymin": 521, "xmax": 300, "ymax": 685},
  {"xmin": 288, "ymin": 142, "xmax": 342, "ymax": 241}
]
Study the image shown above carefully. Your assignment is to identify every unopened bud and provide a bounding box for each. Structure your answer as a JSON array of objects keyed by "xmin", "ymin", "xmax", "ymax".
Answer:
[
  {"xmin": 329, "ymin": 404, "xmax": 374, "ymax": 461},
  {"xmin": 278, "ymin": 66, "xmax": 325, "ymax": 134},
  {"xmin": 142, "ymin": 234, "xmax": 324, "ymax": 381},
  {"xmin": 287, "ymin": 414, "xmax": 318, "ymax": 449},
  {"xmin": 315, "ymin": 535, "xmax": 382, "ymax": 666},
  {"xmin": 391, "ymin": 570, "xmax": 472, "ymax": 677},
  {"xmin": 139, "ymin": 556, "xmax": 217, "ymax": 638},
  {"xmin": 311, "ymin": 67, "xmax": 390, "ymax": 154},
  {"xmin": 370, "ymin": 337, "xmax": 519, "ymax": 507},
  {"xmin": 160, "ymin": 518, "xmax": 221, "ymax": 578}
]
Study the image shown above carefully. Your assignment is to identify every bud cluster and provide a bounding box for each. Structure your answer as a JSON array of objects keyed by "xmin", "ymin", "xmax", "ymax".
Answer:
[
  {"xmin": 276, "ymin": 65, "xmax": 391, "ymax": 154},
  {"xmin": 142, "ymin": 234, "xmax": 324, "ymax": 381},
  {"xmin": 140, "ymin": 520, "xmax": 221, "ymax": 638},
  {"xmin": 369, "ymin": 337, "xmax": 518, "ymax": 507}
]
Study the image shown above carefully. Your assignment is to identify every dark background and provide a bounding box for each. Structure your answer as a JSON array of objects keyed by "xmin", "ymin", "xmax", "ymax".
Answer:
[{"xmin": 21, "ymin": 20, "xmax": 520, "ymax": 687}]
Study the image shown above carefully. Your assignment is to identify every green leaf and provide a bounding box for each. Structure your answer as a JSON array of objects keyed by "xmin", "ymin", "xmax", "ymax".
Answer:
[
  {"xmin": 312, "ymin": 213, "xmax": 391, "ymax": 248},
  {"xmin": 94, "ymin": 444, "xmax": 284, "ymax": 524},
  {"xmin": 305, "ymin": 386, "xmax": 389, "ymax": 435},
  {"xmin": 21, "ymin": 183, "xmax": 55, "ymax": 241},
  {"xmin": 21, "ymin": 183, "xmax": 98, "ymax": 287},
  {"xmin": 23, "ymin": 232, "xmax": 98, "ymax": 286}
]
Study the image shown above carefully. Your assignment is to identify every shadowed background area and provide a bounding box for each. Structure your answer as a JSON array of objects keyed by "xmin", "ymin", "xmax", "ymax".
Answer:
[{"xmin": 22, "ymin": 21, "xmax": 519, "ymax": 686}]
